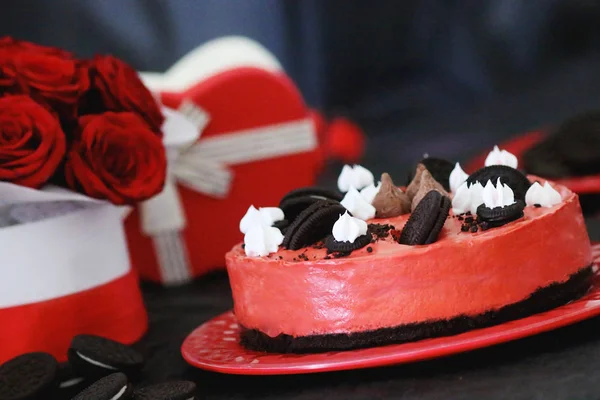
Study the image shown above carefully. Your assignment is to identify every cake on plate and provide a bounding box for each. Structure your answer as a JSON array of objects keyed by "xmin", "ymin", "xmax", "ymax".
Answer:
[{"xmin": 225, "ymin": 147, "xmax": 593, "ymax": 353}]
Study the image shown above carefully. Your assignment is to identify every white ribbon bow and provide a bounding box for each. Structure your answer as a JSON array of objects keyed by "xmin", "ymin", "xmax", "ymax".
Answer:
[{"xmin": 139, "ymin": 100, "xmax": 318, "ymax": 285}]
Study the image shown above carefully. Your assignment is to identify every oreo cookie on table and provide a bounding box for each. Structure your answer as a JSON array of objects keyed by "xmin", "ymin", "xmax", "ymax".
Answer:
[
  {"xmin": 133, "ymin": 381, "xmax": 196, "ymax": 400},
  {"xmin": 279, "ymin": 187, "xmax": 343, "ymax": 222},
  {"xmin": 523, "ymin": 110, "xmax": 600, "ymax": 178},
  {"xmin": 325, "ymin": 231, "xmax": 372, "ymax": 253},
  {"xmin": 419, "ymin": 157, "xmax": 454, "ymax": 192},
  {"xmin": 0, "ymin": 352, "xmax": 58, "ymax": 400},
  {"xmin": 68, "ymin": 334, "xmax": 144, "ymax": 380},
  {"xmin": 466, "ymin": 165, "xmax": 531, "ymax": 201},
  {"xmin": 399, "ymin": 190, "xmax": 451, "ymax": 245},
  {"xmin": 282, "ymin": 200, "xmax": 346, "ymax": 250},
  {"xmin": 72, "ymin": 372, "xmax": 132, "ymax": 400},
  {"xmin": 477, "ymin": 200, "xmax": 525, "ymax": 228}
]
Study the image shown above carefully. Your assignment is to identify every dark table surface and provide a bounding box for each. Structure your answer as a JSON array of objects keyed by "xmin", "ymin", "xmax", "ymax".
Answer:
[{"xmin": 135, "ymin": 60, "xmax": 600, "ymax": 400}]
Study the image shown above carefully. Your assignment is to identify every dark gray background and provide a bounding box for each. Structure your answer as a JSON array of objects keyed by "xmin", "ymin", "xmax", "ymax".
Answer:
[{"xmin": 5, "ymin": 1, "xmax": 600, "ymax": 398}]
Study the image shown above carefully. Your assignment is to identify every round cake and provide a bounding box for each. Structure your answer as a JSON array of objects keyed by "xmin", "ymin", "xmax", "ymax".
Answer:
[{"xmin": 226, "ymin": 149, "xmax": 593, "ymax": 353}]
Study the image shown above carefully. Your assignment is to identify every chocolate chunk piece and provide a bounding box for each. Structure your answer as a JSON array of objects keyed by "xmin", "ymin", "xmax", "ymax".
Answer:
[
  {"xmin": 372, "ymin": 173, "xmax": 411, "ymax": 218},
  {"xmin": 411, "ymin": 170, "xmax": 448, "ymax": 212},
  {"xmin": 420, "ymin": 157, "xmax": 454, "ymax": 191}
]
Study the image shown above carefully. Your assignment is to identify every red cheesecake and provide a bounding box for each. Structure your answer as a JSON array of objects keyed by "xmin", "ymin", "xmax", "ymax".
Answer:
[{"xmin": 226, "ymin": 170, "xmax": 593, "ymax": 353}]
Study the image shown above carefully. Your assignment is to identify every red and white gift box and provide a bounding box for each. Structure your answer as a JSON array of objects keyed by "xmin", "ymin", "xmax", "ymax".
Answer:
[
  {"xmin": 125, "ymin": 36, "xmax": 324, "ymax": 284},
  {"xmin": 0, "ymin": 183, "xmax": 147, "ymax": 364}
]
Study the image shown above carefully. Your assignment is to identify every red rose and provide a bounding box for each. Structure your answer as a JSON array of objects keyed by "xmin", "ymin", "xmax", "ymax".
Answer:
[
  {"xmin": 0, "ymin": 95, "xmax": 66, "ymax": 188},
  {"xmin": 87, "ymin": 55, "xmax": 164, "ymax": 134},
  {"xmin": 64, "ymin": 112, "xmax": 166, "ymax": 205},
  {"xmin": 0, "ymin": 39, "xmax": 89, "ymax": 119}
]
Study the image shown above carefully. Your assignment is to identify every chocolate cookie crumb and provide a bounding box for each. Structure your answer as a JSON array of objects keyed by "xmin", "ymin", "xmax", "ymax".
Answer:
[
  {"xmin": 311, "ymin": 241, "xmax": 325, "ymax": 249},
  {"xmin": 367, "ymin": 247, "xmax": 373, "ymax": 253},
  {"xmin": 461, "ymin": 224, "xmax": 469, "ymax": 232},
  {"xmin": 332, "ymin": 251, "xmax": 351, "ymax": 258},
  {"xmin": 470, "ymin": 225, "xmax": 478, "ymax": 233},
  {"xmin": 241, "ymin": 244, "xmax": 245, "ymax": 249},
  {"xmin": 368, "ymin": 223, "xmax": 395, "ymax": 240},
  {"xmin": 534, "ymin": 204, "xmax": 541, "ymax": 208}
]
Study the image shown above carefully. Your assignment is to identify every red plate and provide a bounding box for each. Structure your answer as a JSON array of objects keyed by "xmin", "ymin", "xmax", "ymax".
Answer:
[
  {"xmin": 465, "ymin": 130, "xmax": 600, "ymax": 194},
  {"xmin": 181, "ymin": 244, "xmax": 600, "ymax": 375}
]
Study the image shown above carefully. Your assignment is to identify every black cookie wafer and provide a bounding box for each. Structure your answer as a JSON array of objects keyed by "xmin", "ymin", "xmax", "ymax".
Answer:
[
  {"xmin": 273, "ymin": 219, "xmax": 289, "ymax": 232},
  {"xmin": 420, "ymin": 157, "xmax": 454, "ymax": 191},
  {"xmin": 133, "ymin": 381, "xmax": 197, "ymax": 400},
  {"xmin": 282, "ymin": 200, "xmax": 346, "ymax": 250},
  {"xmin": 425, "ymin": 195, "xmax": 451, "ymax": 244},
  {"xmin": 68, "ymin": 334, "xmax": 144, "ymax": 380},
  {"xmin": 280, "ymin": 187, "xmax": 343, "ymax": 203},
  {"xmin": 466, "ymin": 165, "xmax": 531, "ymax": 201},
  {"xmin": 399, "ymin": 191, "xmax": 450, "ymax": 245},
  {"xmin": 476, "ymin": 200, "xmax": 525, "ymax": 228},
  {"xmin": 279, "ymin": 187, "xmax": 343, "ymax": 222},
  {"xmin": 325, "ymin": 231, "xmax": 372, "ymax": 253},
  {"xmin": 71, "ymin": 372, "xmax": 132, "ymax": 400},
  {"xmin": 0, "ymin": 352, "xmax": 58, "ymax": 400}
]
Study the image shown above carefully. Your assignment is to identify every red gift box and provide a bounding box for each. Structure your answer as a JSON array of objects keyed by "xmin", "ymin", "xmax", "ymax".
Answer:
[{"xmin": 125, "ymin": 37, "xmax": 323, "ymax": 284}]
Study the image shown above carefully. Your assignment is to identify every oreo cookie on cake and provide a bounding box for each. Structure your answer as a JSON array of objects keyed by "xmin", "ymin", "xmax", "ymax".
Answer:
[
  {"xmin": 279, "ymin": 186, "xmax": 343, "ymax": 223},
  {"xmin": 282, "ymin": 200, "xmax": 346, "ymax": 250},
  {"xmin": 325, "ymin": 211, "xmax": 372, "ymax": 254},
  {"xmin": 467, "ymin": 165, "xmax": 531, "ymax": 201},
  {"xmin": 399, "ymin": 190, "xmax": 450, "ymax": 245},
  {"xmin": 475, "ymin": 179, "xmax": 525, "ymax": 228}
]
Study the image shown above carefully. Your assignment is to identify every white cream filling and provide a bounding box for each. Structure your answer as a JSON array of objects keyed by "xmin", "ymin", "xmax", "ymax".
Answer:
[
  {"xmin": 111, "ymin": 385, "xmax": 128, "ymax": 400},
  {"xmin": 76, "ymin": 351, "xmax": 117, "ymax": 370},
  {"xmin": 59, "ymin": 377, "xmax": 85, "ymax": 388}
]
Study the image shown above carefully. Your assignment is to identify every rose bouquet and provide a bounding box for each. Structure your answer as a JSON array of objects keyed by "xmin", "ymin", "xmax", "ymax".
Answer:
[
  {"xmin": 0, "ymin": 37, "xmax": 174, "ymax": 363},
  {"xmin": 0, "ymin": 36, "xmax": 167, "ymax": 204}
]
